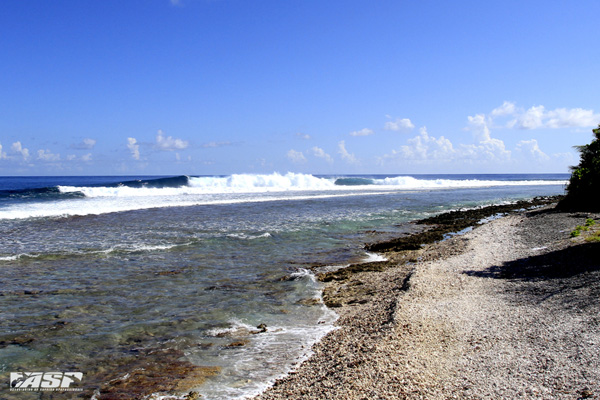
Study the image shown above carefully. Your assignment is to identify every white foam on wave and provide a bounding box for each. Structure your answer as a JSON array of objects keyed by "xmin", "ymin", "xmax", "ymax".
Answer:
[
  {"xmin": 200, "ymin": 311, "xmax": 338, "ymax": 399},
  {"xmin": 310, "ymin": 252, "xmax": 387, "ymax": 276},
  {"xmin": 227, "ymin": 232, "xmax": 272, "ymax": 240},
  {"xmin": 0, "ymin": 253, "xmax": 40, "ymax": 261},
  {"xmin": 56, "ymin": 173, "xmax": 566, "ymax": 198},
  {"xmin": 94, "ymin": 242, "xmax": 192, "ymax": 255},
  {"xmin": 188, "ymin": 172, "xmax": 336, "ymax": 192},
  {"xmin": 194, "ymin": 266, "xmax": 339, "ymax": 400},
  {"xmin": 364, "ymin": 251, "xmax": 387, "ymax": 262},
  {"xmin": 0, "ymin": 191, "xmax": 394, "ymax": 220},
  {"xmin": 0, "ymin": 173, "xmax": 566, "ymax": 221},
  {"xmin": 0, "ymin": 242, "xmax": 192, "ymax": 263},
  {"xmin": 57, "ymin": 173, "xmax": 337, "ymax": 198},
  {"xmin": 289, "ymin": 267, "xmax": 317, "ymax": 283},
  {"xmin": 374, "ymin": 176, "xmax": 567, "ymax": 189},
  {"xmin": 206, "ymin": 319, "xmax": 259, "ymax": 338}
]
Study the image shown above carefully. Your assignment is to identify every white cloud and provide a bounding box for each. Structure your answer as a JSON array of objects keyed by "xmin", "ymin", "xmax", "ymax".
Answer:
[
  {"xmin": 491, "ymin": 101, "xmax": 516, "ymax": 117},
  {"xmin": 350, "ymin": 128, "xmax": 374, "ymax": 137},
  {"xmin": 379, "ymin": 124, "xmax": 512, "ymax": 167},
  {"xmin": 71, "ymin": 138, "xmax": 96, "ymax": 150},
  {"xmin": 384, "ymin": 118, "xmax": 415, "ymax": 132},
  {"xmin": 551, "ymin": 151, "xmax": 578, "ymax": 167},
  {"xmin": 37, "ymin": 149, "xmax": 60, "ymax": 162},
  {"xmin": 459, "ymin": 138, "xmax": 511, "ymax": 162},
  {"xmin": 312, "ymin": 146, "xmax": 333, "ymax": 164},
  {"xmin": 81, "ymin": 153, "xmax": 93, "ymax": 162},
  {"xmin": 286, "ymin": 149, "xmax": 306, "ymax": 163},
  {"xmin": 379, "ymin": 103, "xmax": 591, "ymax": 170},
  {"xmin": 399, "ymin": 127, "xmax": 454, "ymax": 161},
  {"xmin": 11, "ymin": 141, "xmax": 30, "ymax": 161},
  {"xmin": 544, "ymin": 108, "xmax": 600, "ymax": 129},
  {"xmin": 338, "ymin": 140, "xmax": 358, "ymax": 164},
  {"xmin": 0, "ymin": 143, "xmax": 6, "ymax": 159},
  {"xmin": 127, "ymin": 137, "xmax": 140, "ymax": 160},
  {"xmin": 516, "ymin": 139, "xmax": 549, "ymax": 161},
  {"xmin": 516, "ymin": 105, "xmax": 546, "ymax": 129},
  {"xmin": 156, "ymin": 130, "xmax": 188, "ymax": 150},
  {"xmin": 466, "ymin": 114, "xmax": 492, "ymax": 142},
  {"xmin": 464, "ymin": 114, "xmax": 511, "ymax": 161},
  {"xmin": 296, "ymin": 133, "xmax": 311, "ymax": 140},
  {"xmin": 66, "ymin": 154, "xmax": 77, "ymax": 161},
  {"xmin": 487, "ymin": 101, "xmax": 600, "ymax": 130},
  {"xmin": 202, "ymin": 141, "xmax": 232, "ymax": 148}
]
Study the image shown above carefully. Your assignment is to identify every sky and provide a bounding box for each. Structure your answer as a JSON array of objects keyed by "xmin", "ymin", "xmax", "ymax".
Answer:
[{"xmin": 1, "ymin": 0, "xmax": 599, "ymax": 176}]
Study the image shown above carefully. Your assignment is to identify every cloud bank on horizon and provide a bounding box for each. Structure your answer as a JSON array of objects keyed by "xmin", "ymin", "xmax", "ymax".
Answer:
[
  {"xmin": 286, "ymin": 102, "xmax": 599, "ymax": 172},
  {"xmin": 1, "ymin": 1, "xmax": 599, "ymax": 175}
]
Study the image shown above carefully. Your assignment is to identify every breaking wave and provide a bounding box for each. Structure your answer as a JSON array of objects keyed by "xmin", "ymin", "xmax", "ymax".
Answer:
[
  {"xmin": 55, "ymin": 173, "xmax": 566, "ymax": 197},
  {"xmin": 0, "ymin": 173, "xmax": 567, "ymax": 220}
]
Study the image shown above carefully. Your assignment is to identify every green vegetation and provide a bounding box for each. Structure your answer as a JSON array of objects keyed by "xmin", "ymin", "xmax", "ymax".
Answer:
[
  {"xmin": 571, "ymin": 218, "xmax": 599, "ymax": 239},
  {"xmin": 585, "ymin": 233, "xmax": 600, "ymax": 242},
  {"xmin": 558, "ymin": 124, "xmax": 600, "ymax": 211},
  {"xmin": 585, "ymin": 218, "xmax": 596, "ymax": 227},
  {"xmin": 571, "ymin": 226, "xmax": 583, "ymax": 237}
]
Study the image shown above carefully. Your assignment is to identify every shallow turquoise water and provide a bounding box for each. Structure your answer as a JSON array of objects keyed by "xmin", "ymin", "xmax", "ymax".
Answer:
[{"xmin": 0, "ymin": 174, "xmax": 567, "ymax": 398}]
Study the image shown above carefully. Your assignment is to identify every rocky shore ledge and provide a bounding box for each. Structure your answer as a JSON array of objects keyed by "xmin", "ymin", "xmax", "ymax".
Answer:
[{"xmin": 255, "ymin": 198, "xmax": 600, "ymax": 399}]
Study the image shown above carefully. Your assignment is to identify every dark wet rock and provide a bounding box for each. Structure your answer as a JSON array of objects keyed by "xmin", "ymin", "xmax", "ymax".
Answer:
[
  {"xmin": 321, "ymin": 275, "xmax": 385, "ymax": 308},
  {"xmin": 225, "ymin": 340, "xmax": 250, "ymax": 348},
  {"xmin": 250, "ymin": 323, "xmax": 268, "ymax": 334},
  {"xmin": 204, "ymin": 284, "xmax": 241, "ymax": 291},
  {"xmin": 49, "ymin": 288, "xmax": 80, "ymax": 295},
  {"xmin": 296, "ymin": 298, "xmax": 322, "ymax": 306},
  {"xmin": 156, "ymin": 269, "xmax": 182, "ymax": 276},
  {"xmin": 0, "ymin": 320, "xmax": 71, "ymax": 348},
  {"xmin": 90, "ymin": 347, "xmax": 220, "ymax": 400},
  {"xmin": 277, "ymin": 273, "xmax": 308, "ymax": 282},
  {"xmin": 347, "ymin": 298, "xmax": 368, "ymax": 305},
  {"xmin": 215, "ymin": 326, "xmax": 251, "ymax": 337},
  {"xmin": 0, "ymin": 335, "xmax": 35, "ymax": 347},
  {"xmin": 366, "ymin": 196, "xmax": 562, "ymax": 253},
  {"xmin": 325, "ymin": 300, "xmax": 343, "ymax": 308},
  {"xmin": 318, "ymin": 261, "xmax": 393, "ymax": 282},
  {"xmin": 3, "ymin": 289, "xmax": 44, "ymax": 296}
]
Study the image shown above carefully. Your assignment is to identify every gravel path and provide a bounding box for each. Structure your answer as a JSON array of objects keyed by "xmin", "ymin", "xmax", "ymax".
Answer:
[{"xmin": 256, "ymin": 208, "xmax": 600, "ymax": 399}]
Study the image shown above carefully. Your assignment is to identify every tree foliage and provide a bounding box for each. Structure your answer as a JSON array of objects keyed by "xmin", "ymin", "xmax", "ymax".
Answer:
[{"xmin": 558, "ymin": 124, "xmax": 600, "ymax": 211}]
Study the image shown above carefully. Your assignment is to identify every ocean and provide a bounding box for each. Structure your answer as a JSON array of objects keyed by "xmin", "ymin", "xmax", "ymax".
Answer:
[{"xmin": 0, "ymin": 173, "xmax": 568, "ymax": 399}]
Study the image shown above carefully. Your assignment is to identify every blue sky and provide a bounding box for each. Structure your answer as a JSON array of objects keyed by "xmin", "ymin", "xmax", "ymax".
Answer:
[{"xmin": 1, "ymin": 0, "xmax": 599, "ymax": 176}]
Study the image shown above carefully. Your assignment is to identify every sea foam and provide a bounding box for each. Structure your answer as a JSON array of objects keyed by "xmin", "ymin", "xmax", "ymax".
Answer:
[
  {"xmin": 0, "ymin": 173, "xmax": 566, "ymax": 220},
  {"xmin": 56, "ymin": 173, "xmax": 566, "ymax": 198}
]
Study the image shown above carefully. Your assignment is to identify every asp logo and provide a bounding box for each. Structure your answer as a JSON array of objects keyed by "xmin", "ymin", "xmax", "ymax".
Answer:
[{"xmin": 10, "ymin": 372, "xmax": 83, "ymax": 392}]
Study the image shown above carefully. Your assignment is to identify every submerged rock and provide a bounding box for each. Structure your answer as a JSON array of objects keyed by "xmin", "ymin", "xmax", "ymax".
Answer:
[
  {"xmin": 366, "ymin": 196, "xmax": 562, "ymax": 253},
  {"xmin": 296, "ymin": 298, "xmax": 322, "ymax": 306},
  {"xmin": 225, "ymin": 340, "xmax": 250, "ymax": 348},
  {"xmin": 250, "ymin": 323, "xmax": 268, "ymax": 334},
  {"xmin": 87, "ymin": 347, "xmax": 220, "ymax": 399}
]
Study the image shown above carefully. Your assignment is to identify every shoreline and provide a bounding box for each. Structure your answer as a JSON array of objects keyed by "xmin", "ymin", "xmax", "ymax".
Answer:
[{"xmin": 255, "ymin": 199, "xmax": 600, "ymax": 399}]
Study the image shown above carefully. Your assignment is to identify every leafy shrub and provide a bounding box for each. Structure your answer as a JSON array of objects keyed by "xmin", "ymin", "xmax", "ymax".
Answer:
[
  {"xmin": 558, "ymin": 124, "xmax": 600, "ymax": 211},
  {"xmin": 585, "ymin": 218, "xmax": 596, "ymax": 227}
]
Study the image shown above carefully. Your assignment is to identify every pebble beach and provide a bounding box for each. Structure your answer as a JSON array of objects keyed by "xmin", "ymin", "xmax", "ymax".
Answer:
[{"xmin": 256, "ymin": 203, "xmax": 600, "ymax": 399}]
